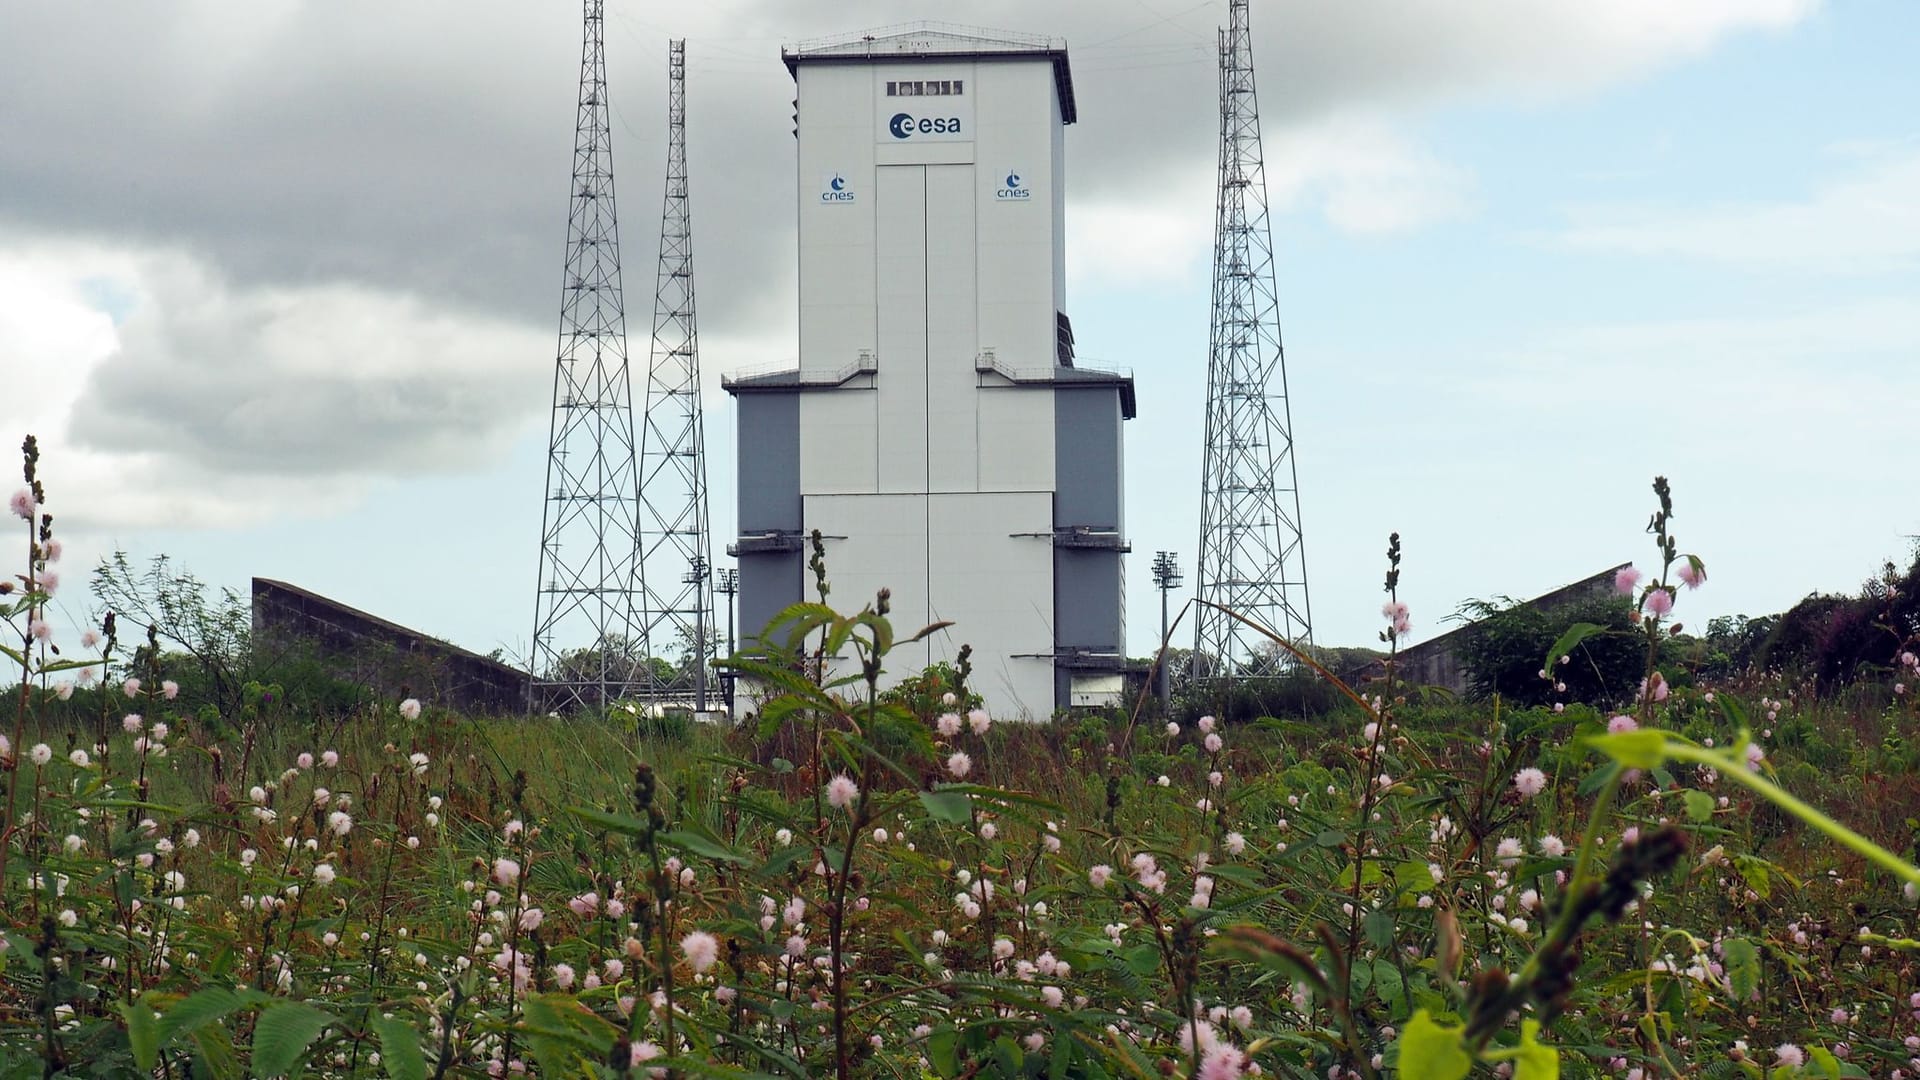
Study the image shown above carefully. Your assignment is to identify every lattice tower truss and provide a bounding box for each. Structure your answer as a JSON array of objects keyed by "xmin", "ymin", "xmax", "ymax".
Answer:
[
  {"xmin": 531, "ymin": 0, "xmax": 643, "ymax": 711},
  {"xmin": 1195, "ymin": 0, "xmax": 1313, "ymax": 674},
  {"xmin": 635, "ymin": 38, "xmax": 715, "ymax": 706}
]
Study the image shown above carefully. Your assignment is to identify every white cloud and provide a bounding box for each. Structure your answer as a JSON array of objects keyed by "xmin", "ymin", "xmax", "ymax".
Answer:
[
  {"xmin": 1267, "ymin": 116, "xmax": 1476, "ymax": 234},
  {"xmin": 0, "ymin": 237, "xmax": 550, "ymax": 534},
  {"xmin": 1067, "ymin": 172, "xmax": 1215, "ymax": 289},
  {"xmin": 1561, "ymin": 145, "xmax": 1920, "ymax": 271}
]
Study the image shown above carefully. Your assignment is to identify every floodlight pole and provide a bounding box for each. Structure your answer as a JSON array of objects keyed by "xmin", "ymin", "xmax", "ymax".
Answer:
[
  {"xmin": 685, "ymin": 555, "xmax": 709, "ymax": 712},
  {"xmin": 1152, "ymin": 551, "xmax": 1182, "ymax": 707},
  {"xmin": 716, "ymin": 567, "xmax": 738, "ymax": 713}
]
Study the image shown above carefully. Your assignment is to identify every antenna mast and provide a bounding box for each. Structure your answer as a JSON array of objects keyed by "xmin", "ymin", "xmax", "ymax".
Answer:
[
  {"xmin": 635, "ymin": 38, "xmax": 715, "ymax": 709},
  {"xmin": 531, "ymin": 0, "xmax": 642, "ymax": 712},
  {"xmin": 1196, "ymin": 0, "xmax": 1313, "ymax": 676}
]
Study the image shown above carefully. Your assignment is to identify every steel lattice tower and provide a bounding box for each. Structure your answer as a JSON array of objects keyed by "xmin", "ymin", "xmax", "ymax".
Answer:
[
  {"xmin": 1195, "ymin": 0, "xmax": 1312, "ymax": 675},
  {"xmin": 634, "ymin": 38, "xmax": 714, "ymax": 708},
  {"xmin": 531, "ymin": 0, "xmax": 642, "ymax": 712}
]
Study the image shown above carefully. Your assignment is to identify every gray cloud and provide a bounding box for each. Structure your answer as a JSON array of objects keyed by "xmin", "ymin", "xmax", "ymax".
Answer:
[{"xmin": 0, "ymin": 0, "xmax": 1815, "ymax": 517}]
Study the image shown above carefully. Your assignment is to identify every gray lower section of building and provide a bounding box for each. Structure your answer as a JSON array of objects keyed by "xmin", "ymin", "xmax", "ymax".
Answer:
[
  {"xmin": 1055, "ymin": 387, "xmax": 1124, "ymax": 529},
  {"xmin": 1052, "ymin": 384, "xmax": 1129, "ymax": 706},
  {"xmin": 737, "ymin": 394, "xmax": 801, "ymax": 532},
  {"xmin": 739, "ymin": 550, "xmax": 803, "ymax": 648},
  {"xmin": 731, "ymin": 394, "xmax": 805, "ymax": 649}
]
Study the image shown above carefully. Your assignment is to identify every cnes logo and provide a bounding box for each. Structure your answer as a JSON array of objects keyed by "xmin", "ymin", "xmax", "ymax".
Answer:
[
  {"xmin": 996, "ymin": 171, "xmax": 1032, "ymax": 200},
  {"xmin": 820, "ymin": 173, "xmax": 855, "ymax": 203},
  {"xmin": 888, "ymin": 112, "xmax": 962, "ymax": 139}
]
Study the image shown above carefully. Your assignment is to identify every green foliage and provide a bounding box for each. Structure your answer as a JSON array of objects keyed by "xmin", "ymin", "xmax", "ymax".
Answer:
[
  {"xmin": 1454, "ymin": 593, "xmax": 1646, "ymax": 706},
  {"xmin": 9, "ymin": 461, "xmax": 1920, "ymax": 1080}
]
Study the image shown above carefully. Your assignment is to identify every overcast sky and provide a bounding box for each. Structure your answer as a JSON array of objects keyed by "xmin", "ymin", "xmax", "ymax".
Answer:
[{"xmin": 4, "ymin": 0, "xmax": 1918, "ymax": 672}]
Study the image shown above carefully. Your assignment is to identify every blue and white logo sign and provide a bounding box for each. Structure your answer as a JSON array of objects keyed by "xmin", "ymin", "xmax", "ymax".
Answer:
[
  {"xmin": 996, "ymin": 170, "xmax": 1032, "ymax": 200},
  {"xmin": 820, "ymin": 173, "xmax": 855, "ymax": 203},
  {"xmin": 885, "ymin": 111, "xmax": 964, "ymax": 139}
]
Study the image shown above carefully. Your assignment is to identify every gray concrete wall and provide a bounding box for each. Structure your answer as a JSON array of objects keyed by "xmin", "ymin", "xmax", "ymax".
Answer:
[
  {"xmin": 1054, "ymin": 387, "xmax": 1123, "ymax": 529},
  {"xmin": 738, "ymin": 394, "xmax": 801, "ymax": 532},
  {"xmin": 739, "ymin": 552, "xmax": 803, "ymax": 648},
  {"xmin": 251, "ymin": 578, "xmax": 527, "ymax": 714}
]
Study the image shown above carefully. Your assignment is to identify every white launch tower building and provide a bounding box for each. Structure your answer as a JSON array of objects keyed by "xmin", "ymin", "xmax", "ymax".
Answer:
[{"xmin": 726, "ymin": 24, "xmax": 1134, "ymax": 719}]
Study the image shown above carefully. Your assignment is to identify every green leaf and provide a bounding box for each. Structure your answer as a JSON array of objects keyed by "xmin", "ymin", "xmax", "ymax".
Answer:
[
  {"xmin": 1805, "ymin": 1046, "xmax": 1843, "ymax": 1080},
  {"xmin": 118, "ymin": 1000, "xmax": 159, "ymax": 1072},
  {"xmin": 919, "ymin": 789, "xmax": 972, "ymax": 825},
  {"xmin": 372, "ymin": 1013, "xmax": 428, "ymax": 1080},
  {"xmin": 657, "ymin": 828, "xmax": 750, "ymax": 865},
  {"xmin": 1396, "ymin": 1010, "xmax": 1471, "ymax": 1080},
  {"xmin": 1722, "ymin": 937, "xmax": 1760, "ymax": 1002},
  {"xmin": 992, "ymin": 1035, "xmax": 1024, "ymax": 1076},
  {"xmin": 1543, "ymin": 622, "xmax": 1607, "ymax": 671},
  {"xmin": 191, "ymin": 1024, "xmax": 242, "ymax": 1080},
  {"xmin": 1584, "ymin": 729, "xmax": 1670, "ymax": 769},
  {"xmin": 567, "ymin": 806, "xmax": 652, "ymax": 838},
  {"xmin": 157, "ymin": 986, "xmax": 256, "ymax": 1046},
  {"xmin": 1364, "ymin": 908, "xmax": 1396, "ymax": 950},
  {"xmin": 1684, "ymin": 789, "xmax": 1715, "ymax": 824},
  {"xmin": 1372, "ymin": 959, "xmax": 1405, "ymax": 1009},
  {"xmin": 1123, "ymin": 943, "xmax": 1162, "ymax": 977},
  {"xmin": 928, "ymin": 1027, "xmax": 960, "ymax": 1078},
  {"xmin": 1732, "ymin": 856, "xmax": 1773, "ymax": 900},
  {"xmin": 1513, "ymin": 1019, "xmax": 1560, "ymax": 1080},
  {"xmin": 249, "ymin": 1001, "xmax": 335, "ymax": 1078},
  {"xmin": 1314, "ymin": 829, "xmax": 1347, "ymax": 848}
]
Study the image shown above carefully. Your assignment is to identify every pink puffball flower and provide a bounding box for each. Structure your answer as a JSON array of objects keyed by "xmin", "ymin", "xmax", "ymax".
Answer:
[
  {"xmin": 1512, "ymin": 767, "xmax": 1548, "ymax": 799},
  {"xmin": 122, "ymin": 677, "xmax": 141, "ymax": 698},
  {"xmin": 399, "ymin": 698, "xmax": 422, "ymax": 721},
  {"xmin": 492, "ymin": 858, "xmax": 521, "ymax": 885},
  {"xmin": 1608, "ymin": 714, "xmax": 1639, "ymax": 734},
  {"xmin": 631, "ymin": 1042, "xmax": 662, "ymax": 1067},
  {"xmin": 1676, "ymin": 561, "xmax": 1706, "ymax": 589},
  {"xmin": 966, "ymin": 708, "xmax": 991, "ymax": 735},
  {"xmin": 1644, "ymin": 588, "xmax": 1674, "ymax": 617},
  {"xmin": 79, "ymin": 629, "xmax": 100, "ymax": 649},
  {"xmin": 53, "ymin": 681, "xmax": 73, "ymax": 701},
  {"xmin": 681, "ymin": 929, "xmax": 720, "ymax": 973},
  {"xmin": 1203, "ymin": 732, "xmax": 1223, "ymax": 753},
  {"xmin": 1614, "ymin": 566, "xmax": 1642, "ymax": 595},
  {"xmin": 1775, "ymin": 1045, "xmax": 1805, "ymax": 1068},
  {"xmin": 9, "ymin": 489, "xmax": 35, "ymax": 520},
  {"xmin": 826, "ymin": 774, "xmax": 859, "ymax": 810},
  {"xmin": 936, "ymin": 712, "xmax": 962, "ymax": 737},
  {"xmin": 122, "ymin": 714, "xmax": 144, "ymax": 734},
  {"xmin": 161, "ymin": 680, "xmax": 179, "ymax": 700},
  {"xmin": 946, "ymin": 751, "xmax": 972, "ymax": 779},
  {"xmin": 321, "ymin": 750, "xmax": 339, "ymax": 768},
  {"xmin": 1088, "ymin": 864, "xmax": 1112, "ymax": 888},
  {"xmin": 42, "ymin": 537, "xmax": 62, "ymax": 562},
  {"xmin": 28, "ymin": 620, "xmax": 51, "ymax": 642},
  {"xmin": 1198, "ymin": 1045, "xmax": 1246, "ymax": 1080},
  {"xmin": 569, "ymin": 892, "xmax": 600, "ymax": 917}
]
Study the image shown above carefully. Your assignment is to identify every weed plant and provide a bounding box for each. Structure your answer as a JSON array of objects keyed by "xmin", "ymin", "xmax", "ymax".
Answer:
[{"xmin": 4, "ymin": 441, "xmax": 1920, "ymax": 1079}]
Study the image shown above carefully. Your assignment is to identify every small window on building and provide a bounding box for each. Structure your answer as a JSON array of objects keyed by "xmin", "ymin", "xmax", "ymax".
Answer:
[
  {"xmin": 886, "ymin": 81, "xmax": 896, "ymax": 95},
  {"xmin": 953, "ymin": 79, "xmax": 963, "ymax": 94}
]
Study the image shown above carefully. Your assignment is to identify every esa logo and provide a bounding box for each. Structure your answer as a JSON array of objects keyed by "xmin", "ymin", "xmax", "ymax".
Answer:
[
  {"xmin": 996, "ymin": 171, "xmax": 1032, "ymax": 200},
  {"xmin": 820, "ymin": 173, "xmax": 855, "ymax": 203},
  {"xmin": 888, "ymin": 112, "xmax": 962, "ymax": 139}
]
